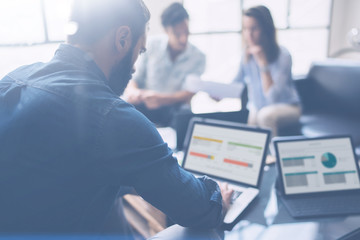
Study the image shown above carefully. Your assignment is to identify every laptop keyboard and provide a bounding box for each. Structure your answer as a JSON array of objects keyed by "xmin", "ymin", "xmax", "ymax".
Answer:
[
  {"xmin": 224, "ymin": 187, "xmax": 259, "ymax": 224},
  {"xmin": 231, "ymin": 190, "xmax": 242, "ymax": 203},
  {"xmin": 283, "ymin": 194, "xmax": 360, "ymax": 217}
]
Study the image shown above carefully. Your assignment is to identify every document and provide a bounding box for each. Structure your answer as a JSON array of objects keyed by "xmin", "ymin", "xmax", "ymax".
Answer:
[{"xmin": 184, "ymin": 75, "xmax": 244, "ymax": 99}]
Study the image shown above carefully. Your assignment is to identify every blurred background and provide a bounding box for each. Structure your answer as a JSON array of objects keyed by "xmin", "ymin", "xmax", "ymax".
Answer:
[{"xmin": 1, "ymin": 0, "xmax": 359, "ymax": 85}]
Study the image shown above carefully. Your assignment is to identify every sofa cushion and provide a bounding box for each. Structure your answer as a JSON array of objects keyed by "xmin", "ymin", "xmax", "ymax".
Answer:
[
  {"xmin": 300, "ymin": 113, "xmax": 360, "ymax": 147},
  {"xmin": 302, "ymin": 60, "xmax": 360, "ymax": 117}
]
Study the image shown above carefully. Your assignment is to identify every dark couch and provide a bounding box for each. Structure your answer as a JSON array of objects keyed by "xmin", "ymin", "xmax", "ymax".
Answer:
[{"xmin": 293, "ymin": 59, "xmax": 360, "ymax": 158}]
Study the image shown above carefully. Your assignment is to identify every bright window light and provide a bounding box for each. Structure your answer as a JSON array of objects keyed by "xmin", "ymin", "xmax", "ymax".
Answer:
[{"xmin": 0, "ymin": 0, "xmax": 45, "ymax": 44}]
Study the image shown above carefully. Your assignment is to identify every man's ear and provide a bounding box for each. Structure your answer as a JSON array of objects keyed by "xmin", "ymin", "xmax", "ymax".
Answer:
[{"xmin": 115, "ymin": 26, "xmax": 132, "ymax": 54}]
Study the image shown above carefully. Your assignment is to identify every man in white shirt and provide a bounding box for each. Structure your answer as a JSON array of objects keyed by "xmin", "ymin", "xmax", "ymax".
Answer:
[{"xmin": 125, "ymin": 3, "xmax": 205, "ymax": 126}]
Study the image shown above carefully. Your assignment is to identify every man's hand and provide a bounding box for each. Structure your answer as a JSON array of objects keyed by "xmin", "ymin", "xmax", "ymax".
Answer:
[
  {"xmin": 218, "ymin": 182, "xmax": 234, "ymax": 213},
  {"xmin": 126, "ymin": 88, "xmax": 144, "ymax": 105},
  {"xmin": 142, "ymin": 91, "xmax": 166, "ymax": 109}
]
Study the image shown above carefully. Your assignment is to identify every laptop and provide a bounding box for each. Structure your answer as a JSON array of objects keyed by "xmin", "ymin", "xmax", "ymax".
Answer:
[
  {"xmin": 181, "ymin": 117, "xmax": 270, "ymax": 224},
  {"xmin": 174, "ymin": 110, "xmax": 249, "ymax": 150},
  {"xmin": 274, "ymin": 135, "xmax": 360, "ymax": 218}
]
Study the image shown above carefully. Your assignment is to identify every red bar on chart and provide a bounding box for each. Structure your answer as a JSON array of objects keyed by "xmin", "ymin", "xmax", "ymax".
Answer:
[
  {"xmin": 190, "ymin": 151, "xmax": 214, "ymax": 160},
  {"xmin": 224, "ymin": 158, "xmax": 252, "ymax": 167}
]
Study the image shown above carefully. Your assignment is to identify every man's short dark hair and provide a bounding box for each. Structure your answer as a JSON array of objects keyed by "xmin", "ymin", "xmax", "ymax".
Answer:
[
  {"xmin": 67, "ymin": 0, "xmax": 150, "ymax": 45},
  {"xmin": 161, "ymin": 3, "xmax": 189, "ymax": 28}
]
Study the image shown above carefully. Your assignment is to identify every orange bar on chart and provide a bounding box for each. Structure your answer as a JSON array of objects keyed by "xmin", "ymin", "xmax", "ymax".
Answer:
[
  {"xmin": 193, "ymin": 136, "xmax": 223, "ymax": 143},
  {"xmin": 190, "ymin": 151, "xmax": 214, "ymax": 159},
  {"xmin": 224, "ymin": 158, "xmax": 249, "ymax": 167}
]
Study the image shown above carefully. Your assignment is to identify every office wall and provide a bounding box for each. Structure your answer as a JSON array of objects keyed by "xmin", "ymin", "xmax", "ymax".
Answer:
[
  {"xmin": 144, "ymin": 0, "xmax": 181, "ymax": 36},
  {"xmin": 329, "ymin": 0, "xmax": 360, "ymax": 58}
]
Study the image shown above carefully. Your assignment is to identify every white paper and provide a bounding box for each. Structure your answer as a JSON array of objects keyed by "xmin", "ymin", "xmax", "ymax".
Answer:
[{"xmin": 184, "ymin": 74, "xmax": 244, "ymax": 99}]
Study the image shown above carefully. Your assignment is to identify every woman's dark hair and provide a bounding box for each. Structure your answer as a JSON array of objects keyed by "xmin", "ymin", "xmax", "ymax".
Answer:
[
  {"xmin": 161, "ymin": 3, "xmax": 189, "ymax": 28},
  {"xmin": 243, "ymin": 5, "xmax": 279, "ymax": 63},
  {"xmin": 67, "ymin": 0, "xmax": 150, "ymax": 46}
]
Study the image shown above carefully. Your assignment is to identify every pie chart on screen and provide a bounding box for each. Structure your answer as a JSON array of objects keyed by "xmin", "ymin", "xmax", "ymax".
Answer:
[{"xmin": 321, "ymin": 152, "xmax": 337, "ymax": 168}]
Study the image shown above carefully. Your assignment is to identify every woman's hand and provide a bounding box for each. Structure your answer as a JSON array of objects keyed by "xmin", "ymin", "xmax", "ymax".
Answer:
[{"xmin": 247, "ymin": 45, "xmax": 268, "ymax": 67}]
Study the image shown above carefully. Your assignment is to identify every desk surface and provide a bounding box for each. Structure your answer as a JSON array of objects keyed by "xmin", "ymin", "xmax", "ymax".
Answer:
[
  {"xmin": 155, "ymin": 127, "xmax": 360, "ymax": 240},
  {"xmin": 224, "ymin": 164, "xmax": 360, "ymax": 240},
  {"xmin": 151, "ymin": 165, "xmax": 360, "ymax": 240}
]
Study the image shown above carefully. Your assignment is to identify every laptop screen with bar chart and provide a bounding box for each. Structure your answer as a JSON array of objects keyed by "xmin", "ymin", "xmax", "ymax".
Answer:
[
  {"xmin": 276, "ymin": 136, "xmax": 360, "ymax": 195},
  {"xmin": 182, "ymin": 118, "xmax": 269, "ymax": 187}
]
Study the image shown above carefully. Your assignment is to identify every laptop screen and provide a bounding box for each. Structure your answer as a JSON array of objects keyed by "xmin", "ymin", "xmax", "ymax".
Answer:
[
  {"xmin": 183, "ymin": 120, "xmax": 269, "ymax": 187},
  {"xmin": 276, "ymin": 137, "xmax": 360, "ymax": 195}
]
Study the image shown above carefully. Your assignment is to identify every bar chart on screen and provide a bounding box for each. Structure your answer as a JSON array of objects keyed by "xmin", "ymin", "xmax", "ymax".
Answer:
[{"xmin": 184, "ymin": 123, "xmax": 267, "ymax": 185}]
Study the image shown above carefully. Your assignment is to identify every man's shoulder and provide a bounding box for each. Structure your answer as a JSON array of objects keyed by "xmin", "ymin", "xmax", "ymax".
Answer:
[
  {"xmin": 187, "ymin": 42, "xmax": 205, "ymax": 58},
  {"xmin": 103, "ymin": 100, "xmax": 165, "ymax": 147},
  {"xmin": 5, "ymin": 62, "xmax": 46, "ymax": 82},
  {"xmin": 107, "ymin": 100, "xmax": 158, "ymax": 132}
]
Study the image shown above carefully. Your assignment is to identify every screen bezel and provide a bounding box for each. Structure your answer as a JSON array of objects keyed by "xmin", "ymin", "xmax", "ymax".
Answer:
[
  {"xmin": 274, "ymin": 135, "xmax": 360, "ymax": 197},
  {"xmin": 182, "ymin": 117, "xmax": 271, "ymax": 188}
]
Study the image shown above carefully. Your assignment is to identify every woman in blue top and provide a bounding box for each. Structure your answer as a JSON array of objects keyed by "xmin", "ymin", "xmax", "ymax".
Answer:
[{"xmin": 234, "ymin": 5, "xmax": 301, "ymax": 137}]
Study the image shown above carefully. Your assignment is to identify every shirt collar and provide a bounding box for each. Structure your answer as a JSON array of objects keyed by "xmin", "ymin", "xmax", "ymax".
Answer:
[
  {"xmin": 54, "ymin": 44, "xmax": 107, "ymax": 83},
  {"xmin": 159, "ymin": 38, "xmax": 191, "ymax": 63}
]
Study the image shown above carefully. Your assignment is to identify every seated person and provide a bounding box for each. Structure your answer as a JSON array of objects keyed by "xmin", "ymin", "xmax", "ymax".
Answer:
[
  {"xmin": 125, "ymin": 3, "xmax": 206, "ymax": 127},
  {"xmin": 0, "ymin": 0, "xmax": 232, "ymax": 237},
  {"xmin": 234, "ymin": 5, "xmax": 301, "ymax": 137}
]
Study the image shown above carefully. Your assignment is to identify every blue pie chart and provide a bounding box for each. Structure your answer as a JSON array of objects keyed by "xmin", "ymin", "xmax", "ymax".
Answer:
[{"xmin": 321, "ymin": 152, "xmax": 337, "ymax": 168}]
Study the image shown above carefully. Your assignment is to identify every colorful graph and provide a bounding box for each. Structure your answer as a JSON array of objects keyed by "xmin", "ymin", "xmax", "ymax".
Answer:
[
  {"xmin": 323, "ymin": 171, "xmax": 356, "ymax": 184},
  {"xmin": 284, "ymin": 171, "xmax": 318, "ymax": 187},
  {"xmin": 282, "ymin": 156, "xmax": 315, "ymax": 167},
  {"xmin": 228, "ymin": 141, "xmax": 262, "ymax": 150},
  {"xmin": 223, "ymin": 158, "xmax": 253, "ymax": 168},
  {"xmin": 321, "ymin": 152, "xmax": 337, "ymax": 168},
  {"xmin": 189, "ymin": 151, "xmax": 214, "ymax": 160},
  {"xmin": 193, "ymin": 136, "xmax": 222, "ymax": 143}
]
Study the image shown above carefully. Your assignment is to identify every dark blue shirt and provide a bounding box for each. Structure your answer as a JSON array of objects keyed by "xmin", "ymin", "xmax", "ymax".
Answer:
[{"xmin": 0, "ymin": 44, "xmax": 223, "ymax": 234}]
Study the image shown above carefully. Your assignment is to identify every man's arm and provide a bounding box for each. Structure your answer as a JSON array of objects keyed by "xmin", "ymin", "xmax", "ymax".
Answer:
[
  {"xmin": 131, "ymin": 154, "xmax": 230, "ymax": 228},
  {"xmin": 141, "ymin": 90, "xmax": 194, "ymax": 110},
  {"xmin": 138, "ymin": 50, "xmax": 205, "ymax": 110},
  {"xmin": 124, "ymin": 80, "xmax": 144, "ymax": 105},
  {"xmin": 103, "ymin": 107, "xmax": 231, "ymax": 228}
]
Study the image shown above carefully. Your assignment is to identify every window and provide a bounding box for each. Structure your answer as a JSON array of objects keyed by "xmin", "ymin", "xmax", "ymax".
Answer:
[
  {"xmin": 0, "ymin": 0, "xmax": 71, "ymax": 45},
  {"xmin": 184, "ymin": 0, "xmax": 332, "ymax": 77},
  {"xmin": 0, "ymin": 0, "xmax": 45, "ymax": 45},
  {"xmin": 43, "ymin": 0, "xmax": 72, "ymax": 42},
  {"xmin": 0, "ymin": 0, "xmax": 71, "ymax": 78},
  {"xmin": 0, "ymin": 0, "xmax": 332, "ymax": 78}
]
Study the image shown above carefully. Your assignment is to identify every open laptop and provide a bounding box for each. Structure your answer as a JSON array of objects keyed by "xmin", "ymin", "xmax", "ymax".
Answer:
[
  {"xmin": 181, "ymin": 117, "xmax": 270, "ymax": 224},
  {"xmin": 174, "ymin": 110, "xmax": 249, "ymax": 151},
  {"xmin": 274, "ymin": 135, "xmax": 360, "ymax": 218}
]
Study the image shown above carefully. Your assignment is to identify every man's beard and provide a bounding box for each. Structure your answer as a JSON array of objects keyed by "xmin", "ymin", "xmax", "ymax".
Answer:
[{"xmin": 108, "ymin": 49, "xmax": 134, "ymax": 96}]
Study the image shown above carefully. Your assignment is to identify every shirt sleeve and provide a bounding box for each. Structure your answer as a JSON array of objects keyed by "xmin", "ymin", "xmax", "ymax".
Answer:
[
  {"xmin": 264, "ymin": 50, "xmax": 293, "ymax": 104},
  {"xmin": 191, "ymin": 52, "xmax": 206, "ymax": 76},
  {"xmin": 133, "ymin": 154, "xmax": 224, "ymax": 228},
  {"xmin": 101, "ymin": 103, "xmax": 224, "ymax": 229},
  {"xmin": 232, "ymin": 61, "xmax": 246, "ymax": 84},
  {"xmin": 181, "ymin": 51, "xmax": 206, "ymax": 90}
]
